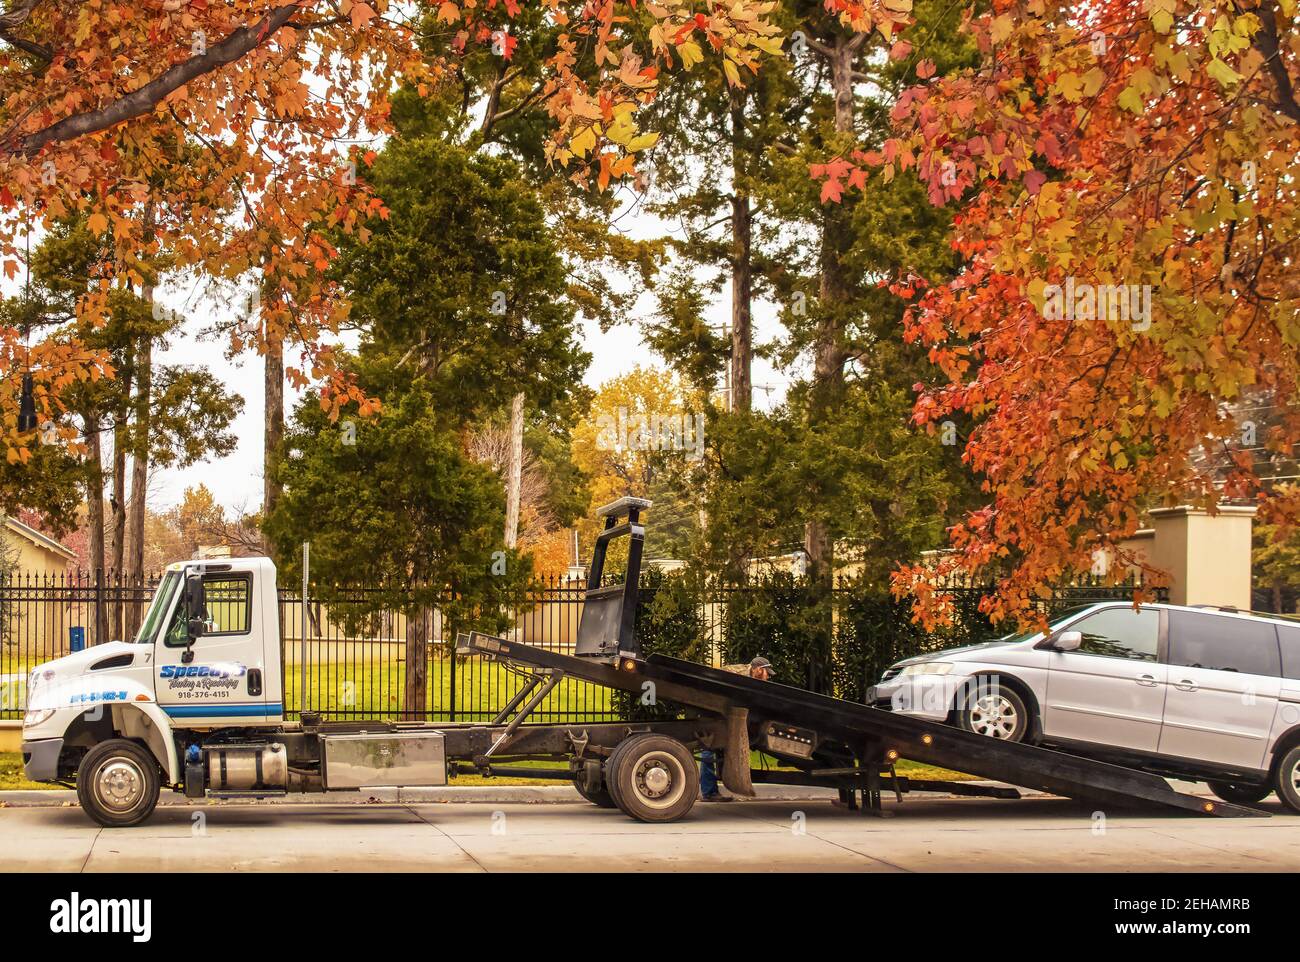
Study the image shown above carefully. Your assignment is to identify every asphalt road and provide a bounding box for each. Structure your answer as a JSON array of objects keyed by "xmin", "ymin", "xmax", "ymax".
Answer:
[{"xmin": 2, "ymin": 795, "xmax": 1298, "ymax": 872}]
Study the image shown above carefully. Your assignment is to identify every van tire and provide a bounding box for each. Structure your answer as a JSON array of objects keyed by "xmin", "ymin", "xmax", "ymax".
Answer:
[
  {"xmin": 1272, "ymin": 745, "xmax": 1300, "ymax": 813},
  {"xmin": 77, "ymin": 739, "xmax": 161, "ymax": 828},
  {"xmin": 955, "ymin": 677, "xmax": 1029, "ymax": 742},
  {"xmin": 605, "ymin": 733, "xmax": 698, "ymax": 823},
  {"xmin": 1207, "ymin": 780, "xmax": 1271, "ymax": 805}
]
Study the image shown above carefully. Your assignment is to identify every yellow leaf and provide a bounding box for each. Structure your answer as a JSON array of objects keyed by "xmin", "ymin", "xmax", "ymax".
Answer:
[
  {"xmin": 570, "ymin": 125, "xmax": 597, "ymax": 158},
  {"xmin": 627, "ymin": 132, "xmax": 659, "ymax": 152},
  {"xmin": 88, "ymin": 212, "xmax": 109, "ymax": 235}
]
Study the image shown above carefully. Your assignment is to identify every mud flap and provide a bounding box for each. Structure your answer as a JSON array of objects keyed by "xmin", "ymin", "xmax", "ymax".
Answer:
[{"xmin": 719, "ymin": 706, "xmax": 755, "ymax": 797}]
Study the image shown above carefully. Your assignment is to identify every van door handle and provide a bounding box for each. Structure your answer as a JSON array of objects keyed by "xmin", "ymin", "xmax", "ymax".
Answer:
[
  {"xmin": 1174, "ymin": 679, "xmax": 1198, "ymax": 692},
  {"xmin": 1136, "ymin": 674, "xmax": 1158, "ymax": 687},
  {"xmin": 247, "ymin": 668, "xmax": 263, "ymax": 697}
]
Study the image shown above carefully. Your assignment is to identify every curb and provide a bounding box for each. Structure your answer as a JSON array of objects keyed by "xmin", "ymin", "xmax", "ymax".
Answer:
[{"xmin": 0, "ymin": 781, "xmax": 1048, "ymax": 808}]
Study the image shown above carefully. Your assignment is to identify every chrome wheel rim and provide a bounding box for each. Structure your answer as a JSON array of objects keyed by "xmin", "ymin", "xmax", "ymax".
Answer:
[
  {"xmin": 631, "ymin": 751, "xmax": 686, "ymax": 810},
  {"xmin": 969, "ymin": 693, "xmax": 1019, "ymax": 739},
  {"xmin": 95, "ymin": 757, "xmax": 146, "ymax": 813}
]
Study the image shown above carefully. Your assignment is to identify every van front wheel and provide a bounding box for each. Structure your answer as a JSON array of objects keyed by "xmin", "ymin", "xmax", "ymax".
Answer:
[
  {"xmin": 955, "ymin": 678, "xmax": 1029, "ymax": 742},
  {"xmin": 77, "ymin": 739, "xmax": 161, "ymax": 828}
]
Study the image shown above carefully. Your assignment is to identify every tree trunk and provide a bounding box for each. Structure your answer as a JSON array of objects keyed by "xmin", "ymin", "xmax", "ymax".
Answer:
[
  {"xmin": 125, "ymin": 332, "xmax": 152, "ymax": 637},
  {"xmin": 729, "ymin": 89, "xmax": 753, "ymax": 415},
  {"xmin": 799, "ymin": 31, "xmax": 862, "ymax": 693},
  {"xmin": 802, "ymin": 33, "xmax": 859, "ymax": 590},
  {"xmin": 404, "ymin": 606, "xmax": 429, "ymax": 718},
  {"xmin": 108, "ymin": 359, "xmax": 133, "ymax": 641},
  {"xmin": 263, "ymin": 332, "xmax": 284, "ymax": 555},
  {"xmin": 84, "ymin": 411, "xmax": 108, "ymax": 645},
  {"xmin": 504, "ymin": 391, "xmax": 524, "ymax": 548}
]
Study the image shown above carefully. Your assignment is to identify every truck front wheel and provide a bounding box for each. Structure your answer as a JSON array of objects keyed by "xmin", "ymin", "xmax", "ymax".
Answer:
[
  {"xmin": 605, "ymin": 734, "xmax": 699, "ymax": 823},
  {"xmin": 76, "ymin": 739, "xmax": 161, "ymax": 828}
]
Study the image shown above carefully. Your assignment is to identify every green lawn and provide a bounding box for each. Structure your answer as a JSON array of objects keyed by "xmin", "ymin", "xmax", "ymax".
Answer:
[
  {"xmin": 0, "ymin": 752, "xmax": 54, "ymax": 790},
  {"xmin": 282, "ymin": 653, "xmax": 615, "ymax": 721}
]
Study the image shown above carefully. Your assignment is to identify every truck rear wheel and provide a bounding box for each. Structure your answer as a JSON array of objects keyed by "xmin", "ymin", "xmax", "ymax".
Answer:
[
  {"xmin": 572, "ymin": 768, "xmax": 617, "ymax": 808},
  {"xmin": 76, "ymin": 739, "xmax": 161, "ymax": 828},
  {"xmin": 605, "ymin": 734, "xmax": 699, "ymax": 823}
]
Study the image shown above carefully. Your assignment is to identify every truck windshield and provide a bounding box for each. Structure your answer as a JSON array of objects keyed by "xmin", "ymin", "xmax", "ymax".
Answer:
[{"xmin": 134, "ymin": 571, "xmax": 180, "ymax": 644}]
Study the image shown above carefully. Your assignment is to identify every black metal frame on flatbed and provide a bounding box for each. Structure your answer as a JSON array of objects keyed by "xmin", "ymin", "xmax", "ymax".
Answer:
[{"xmin": 436, "ymin": 496, "xmax": 1260, "ymax": 820}]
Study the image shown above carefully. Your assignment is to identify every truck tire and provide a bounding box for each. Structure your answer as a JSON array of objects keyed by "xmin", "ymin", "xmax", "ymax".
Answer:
[
  {"xmin": 1207, "ymin": 780, "xmax": 1272, "ymax": 805},
  {"xmin": 573, "ymin": 769, "xmax": 617, "ymax": 808},
  {"xmin": 955, "ymin": 677, "xmax": 1029, "ymax": 742},
  {"xmin": 1272, "ymin": 745, "xmax": 1300, "ymax": 814},
  {"xmin": 601, "ymin": 735, "xmax": 646, "ymax": 812},
  {"xmin": 605, "ymin": 733, "xmax": 699, "ymax": 823},
  {"xmin": 76, "ymin": 739, "xmax": 161, "ymax": 828}
]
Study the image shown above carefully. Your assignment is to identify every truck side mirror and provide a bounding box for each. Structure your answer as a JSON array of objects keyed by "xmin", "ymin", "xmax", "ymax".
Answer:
[{"xmin": 184, "ymin": 574, "xmax": 206, "ymax": 660}]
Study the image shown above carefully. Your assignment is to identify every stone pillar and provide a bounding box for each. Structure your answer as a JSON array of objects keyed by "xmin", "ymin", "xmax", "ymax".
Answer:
[{"xmin": 1147, "ymin": 505, "xmax": 1257, "ymax": 609}]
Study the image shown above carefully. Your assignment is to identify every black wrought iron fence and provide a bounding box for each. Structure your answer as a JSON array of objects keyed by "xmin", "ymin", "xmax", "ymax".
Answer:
[{"xmin": 0, "ymin": 568, "xmax": 1166, "ymax": 722}]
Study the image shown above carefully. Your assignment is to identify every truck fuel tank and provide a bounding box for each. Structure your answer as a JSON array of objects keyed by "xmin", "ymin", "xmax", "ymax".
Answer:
[{"xmin": 205, "ymin": 743, "xmax": 289, "ymax": 792}]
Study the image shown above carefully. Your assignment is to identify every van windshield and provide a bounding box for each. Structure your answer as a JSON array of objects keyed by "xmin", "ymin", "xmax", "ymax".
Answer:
[
  {"xmin": 989, "ymin": 604, "xmax": 1099, "ymax": 645},
  {"xmin": 134, "ymin": 571, "xmax": 180, "ymax": 644}
]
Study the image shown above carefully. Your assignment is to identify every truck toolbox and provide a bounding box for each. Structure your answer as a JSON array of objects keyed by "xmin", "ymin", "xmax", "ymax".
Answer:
[{"xmin": 321, "ymin": 732, "xmax": 447, "ymax": 790}]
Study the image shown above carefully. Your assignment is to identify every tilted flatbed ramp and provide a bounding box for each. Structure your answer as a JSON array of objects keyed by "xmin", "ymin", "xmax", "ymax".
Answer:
[
  {"xmin": 460, "ymin": 631, "xmax": 1260, "ymax": 817},
  {"xmin": 457, "ymin": 497, "xmax": 1261, "ymax": 820},
  {"xmin": 640, "ymin": 653, "xmax": 1261, "ymax": 817}
]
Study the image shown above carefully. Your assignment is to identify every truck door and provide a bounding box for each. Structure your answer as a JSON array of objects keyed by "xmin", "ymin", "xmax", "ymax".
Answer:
[{"xmin": 155, "ymin": 568, "xmax": 276, "ymax": 724}]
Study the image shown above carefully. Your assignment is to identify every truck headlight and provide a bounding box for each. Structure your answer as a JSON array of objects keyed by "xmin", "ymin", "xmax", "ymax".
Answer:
[
  {"xmin": 23, "ymin": 709, "xmax": 54, "ymax": 728},
  {"xmin": 897, "ymin": 662, "xmax": 955, "ymax": 677}
]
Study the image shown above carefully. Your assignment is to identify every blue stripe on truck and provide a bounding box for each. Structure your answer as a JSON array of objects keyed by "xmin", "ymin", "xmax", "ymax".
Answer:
[{"xmin": 162, "ymin": 703, "xmax": 283, "ymax": 718}]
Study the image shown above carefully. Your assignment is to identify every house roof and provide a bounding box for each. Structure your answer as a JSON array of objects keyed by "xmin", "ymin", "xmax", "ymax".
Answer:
[{"xmin": 3, "ymin": 516, "xmax": 76, "ymax": 561}]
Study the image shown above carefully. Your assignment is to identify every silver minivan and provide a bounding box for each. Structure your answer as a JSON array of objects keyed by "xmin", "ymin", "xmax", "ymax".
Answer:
[{"xmin": 870, "ymin": 603, "xmax": 1300, "ymax": 811}]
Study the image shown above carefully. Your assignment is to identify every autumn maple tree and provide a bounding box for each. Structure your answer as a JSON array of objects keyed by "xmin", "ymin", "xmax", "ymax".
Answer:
[
  {"xmin": 812, "ymin": 0, "xmax": 1300, "ymax": 625},
  {"xmin": 4, "ymin": 0, "xmax": 899, "ymax": 471}
]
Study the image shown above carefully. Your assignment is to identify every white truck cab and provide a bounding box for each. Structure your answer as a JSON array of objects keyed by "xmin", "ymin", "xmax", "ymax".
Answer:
[{"xmin": 21, "ymin": 558, "xmax": 291, "ymax": 823}]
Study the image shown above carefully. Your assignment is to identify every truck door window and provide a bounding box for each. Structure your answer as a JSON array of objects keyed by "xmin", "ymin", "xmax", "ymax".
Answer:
[
  {"xmin": 163, "ymin": 574, "xmax": 253, "ymax": 647},
  {"xmin": 1168, "ymin": 611, "xmax": 1280, "ymax": 676},
  {"xmin": 1065, "ymin": 607, "xmax": 1159, "ymax": 661}
]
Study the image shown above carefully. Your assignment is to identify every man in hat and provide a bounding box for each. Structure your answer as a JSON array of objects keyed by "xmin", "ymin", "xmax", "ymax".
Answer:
[{"xmin": 700, "ymin": 656, "xmax": 774, "ymax": 802}]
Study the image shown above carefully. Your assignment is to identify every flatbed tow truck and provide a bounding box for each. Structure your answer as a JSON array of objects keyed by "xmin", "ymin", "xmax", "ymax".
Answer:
[{"xmin": 21, "ymin": 498, "xmax": 1261, "ymax": 826}]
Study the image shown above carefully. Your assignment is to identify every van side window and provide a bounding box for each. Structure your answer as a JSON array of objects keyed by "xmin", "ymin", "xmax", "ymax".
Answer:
[
  {"xmin": 1065, "ymin": 607, "xmax": 1159, "ymax": 661},
  {"xmin": 1278, "ymin": 624, "xmax": 1300, "ymax": 680},
  {"xmin": 1167, "ymin": 611, "xmax": 1280, "ymax": 676}
]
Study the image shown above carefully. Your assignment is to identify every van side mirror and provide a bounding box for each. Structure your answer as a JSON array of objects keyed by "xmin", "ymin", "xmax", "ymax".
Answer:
[{"xmin": 1051, "ymin": 629, "xmax": 1083, "ymax": 652}]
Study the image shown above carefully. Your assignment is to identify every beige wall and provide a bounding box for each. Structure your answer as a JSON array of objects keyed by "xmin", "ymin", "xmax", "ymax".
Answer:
[{"xmin": 1148, "ymin": 505, "xmax": 1256, "ymax": 609}]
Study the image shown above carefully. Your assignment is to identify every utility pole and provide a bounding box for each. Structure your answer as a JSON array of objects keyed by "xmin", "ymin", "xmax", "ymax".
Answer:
[{"xmin": 504, "ymin": 391, "xmax": 524, "ymax": 548}]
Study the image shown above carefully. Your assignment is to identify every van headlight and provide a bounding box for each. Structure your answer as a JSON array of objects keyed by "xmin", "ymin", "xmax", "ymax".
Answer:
[
  {"xmin": 897, "ymin": 663, "xmax": 955, "ymax": 677},
  {"xmin": 23, "ymin": 709, "xmax": 54, "ymax": 728}
]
